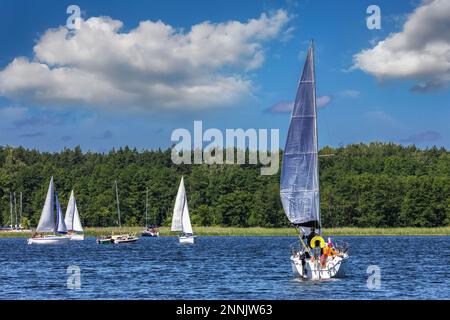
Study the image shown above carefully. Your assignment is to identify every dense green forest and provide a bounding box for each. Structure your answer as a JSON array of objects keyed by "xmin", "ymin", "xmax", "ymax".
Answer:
[{"xmin": 0, "ymin": 143, "xmax": 449, "ymax": 228}]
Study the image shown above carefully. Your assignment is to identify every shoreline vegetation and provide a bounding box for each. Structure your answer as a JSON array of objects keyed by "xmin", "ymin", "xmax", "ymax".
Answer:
[
  {"xmin": 1, "ymin": 226, "xmax": 449, "ymax": 238},
  {"xmin": 1, "ymin": 143, "xmax": 449, "ymax": 230}
]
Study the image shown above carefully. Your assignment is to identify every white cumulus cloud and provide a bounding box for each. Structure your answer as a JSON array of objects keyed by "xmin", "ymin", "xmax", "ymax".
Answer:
[
  {"xmin": 0, "ymin": 10, "xmax": 291, "ymax": 111},
  {"xmin": 353, "ymin": 0, "xmax": 450, "ymax": 91}
]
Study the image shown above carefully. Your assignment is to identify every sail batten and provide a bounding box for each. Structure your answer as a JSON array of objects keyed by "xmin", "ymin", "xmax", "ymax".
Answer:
[{"xmin": 280, "ymin": 44, "xmax": 321, "ymax": 229}]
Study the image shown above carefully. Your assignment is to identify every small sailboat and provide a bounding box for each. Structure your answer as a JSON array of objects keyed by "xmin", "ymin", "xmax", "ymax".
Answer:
[
  {"xmin": 171, "ymin": 176, "xmax": 195, "ymax": 244},
  {"xmin": 28, "ymin": 177, "xmax": 70, "ymax": 245},
  {"xmin": 96, "ymin": 180, "xmax": 138, "ymax": 244},
  {"xmin": 142, "ymin": 187, "xmax": 159, "ymax": 237},
  {"xmin": 280, "ymin": 42, "xmax": 349, "ymax": 280},
  {"xmin": 64, "ymin": 190, "xmax": 84, "ymax": 240}
]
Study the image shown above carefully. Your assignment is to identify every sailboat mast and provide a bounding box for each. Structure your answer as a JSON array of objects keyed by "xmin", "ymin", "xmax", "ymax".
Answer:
[
  {"xmin": 311, "ymin": 40, "xmax": 322, "ymax": 232},
  {"xmin": 115, "ymin": 180, "xmax": 121, "ymax": 228},
  {"xmin": 14, "ymin": 192, "xmax": 17, "ymax": 229},
  {"xmin": 9, "ymin": 192, "xmax": 13, "ymax": 228},
  {"xmin": 20, "ymin": 192, "xmax": 23, "ymax": 223},
  {"xmin": 145, "ymin": 187, "xmax": 149, "ymax": 227}
]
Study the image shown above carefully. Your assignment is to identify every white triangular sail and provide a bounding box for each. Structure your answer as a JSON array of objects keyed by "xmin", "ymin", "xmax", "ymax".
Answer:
[
  {"xmin": 36, "ymin": 177, "xmax": 55, "ymax": 232},
  {"xmin": 171, "ymin": 176, "xmax": 193, "ymax": 234},
  {"xmin": 65, "ymin": 190, "xmax": 75, "ymax": 229},
  {"xmin": 280, "ymin": 44, "xmax": 321, "ymax": 230},
  {"xmin": 72, "ymin": 202, "xmax": 83, "ymax": 232},
  {"xmin": 171, "ymin": 177, "xmax": 185, "ymax": 232},
  {"xmin": 55, "ymin": 192, "xmax": 67, "ymax": 234},
  {"xmin": 181, "ymin": 198, "xmax": 193, "ymax": 234},
  {"xmin": 65, "ymin": 190, "xmax": 83, "ymax": 232}
]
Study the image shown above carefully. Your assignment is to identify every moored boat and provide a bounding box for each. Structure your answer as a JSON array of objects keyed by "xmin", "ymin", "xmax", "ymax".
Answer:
[
  {"xmin": 96, "ymin": 236, "xmax": 113, "ymax": 244},
  {"xmin": 112, "ymin": 234, "xmax": 139, "ymax": 244},
  {"xmin": 141, "ymin": 187, "xmax": 159, "ymax": 237},
  {"xmin": 142, "ymin": 227, "xmax": 159, "ymax": 237},
  {"xmin": 97, "ymin": 180, "xmax": 139, "ymax": 244}
]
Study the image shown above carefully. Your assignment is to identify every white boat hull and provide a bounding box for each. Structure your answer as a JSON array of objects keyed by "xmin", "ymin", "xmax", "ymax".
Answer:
[
  {"xmin": 142, "ymin": 231, "xmax": 159, "ymax": 237},
  {"xmin": 179, "ymin": 235, "xmax": 195, "ymax": 244},
  {"xmin": 112, "ymin": 235, "xmax": 139, "ymax": 244},
  {"xmin": 68, "ymin": 234, "xmax": 84, "ymax": 241},
  {"xmin": 290, "ymin": 253, "xmax": 348, "ymax": 280},
  {"xmin": 27, "ymin": 236, "xmax": 70, "ymax": 245},
  {"xmin": 114, "ymin": 238, "xmax": 138, "ymax": 244}
]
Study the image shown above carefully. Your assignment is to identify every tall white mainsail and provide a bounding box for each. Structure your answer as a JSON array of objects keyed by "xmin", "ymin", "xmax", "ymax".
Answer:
[
  {"xmin": 280, "ymin": 43, "xmax": 321, "ymax": 230},
  {"xmin": 72, "ymin": 202, "xmax": 83, "ymax": 232},
  {"xmin": 181, "ymin": 197, "xmax": 193, "ymax": 234},
  {"xmin": 171, "ymin": 176, "xmax": 193, "ymax": 234},
  {"xmin": 65, "ymin": 190, "xmax": 83, "ymax": 232},
  {"xmin": 55, "ymin": 191, "xmax": 67, "ymax": 234},
  {"xmin": 36, "ymin": 177, "xmax": 56, "ymax": 232}
]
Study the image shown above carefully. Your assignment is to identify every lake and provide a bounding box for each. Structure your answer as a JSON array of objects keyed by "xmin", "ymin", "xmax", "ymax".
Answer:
[{"xmin": 0, "ymin": 236, "xmax": 448, "ymax": 300}]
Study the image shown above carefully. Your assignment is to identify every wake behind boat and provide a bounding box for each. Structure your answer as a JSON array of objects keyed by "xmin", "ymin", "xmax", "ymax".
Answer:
[
  {"xmin": 28, "ymin": 177, "xmax": 69, "ymax": 245},
  {"xmin": 171, "ymin": 176, "xmax": 195, "ymax": 244},
  {"xmin": 280, "ymin": 42, "xmax": 349, "ymax": 280}
]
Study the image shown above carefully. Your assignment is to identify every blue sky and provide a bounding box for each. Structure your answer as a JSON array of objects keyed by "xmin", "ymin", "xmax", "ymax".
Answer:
[{"xmin": 0, "ymin": 0, "xmax": 449, "ymax": 152}]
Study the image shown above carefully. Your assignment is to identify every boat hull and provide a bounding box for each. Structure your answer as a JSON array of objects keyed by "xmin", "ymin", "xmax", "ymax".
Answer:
[
  {"xmin": 114, "ymin": 237, "xmax": 139, "ymax": 244},
  {"xmin": 142, "ymin": 231, "xmax": 159, "ymax": 237},
  {"xmin": 179, "ymin": 235, "xmax": 195, "ymax": 244},
  {"xmin": 27, "ymin": 236, "xmax": 70, "ymax": 245},
  {"xmin": 112, "ymin": 235, "xmax": 139, "ymax": 244},
  {"xmin": 290, "ymin": 253, "xmax": 348, "ymax": 280},
  {"xmin": 97, "ymin": 237, "xmax": 113, "ymax": 244},
  {"xmin": 68, "ymin": 234, "xmax": 84, "ymax": 241}
]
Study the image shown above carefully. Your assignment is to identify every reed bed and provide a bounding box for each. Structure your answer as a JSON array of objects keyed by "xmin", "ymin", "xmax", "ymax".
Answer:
[{"xmin": 1, "ymin": 226, "xmax": 449, "ymax": 237}]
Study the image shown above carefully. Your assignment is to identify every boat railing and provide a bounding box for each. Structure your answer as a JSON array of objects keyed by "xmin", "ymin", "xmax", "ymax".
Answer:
[
  {"xmin": 334, "ymin": 241, "xmax": 349, "ymax": 255},
  {"xmin": 290, "ymin": 241, "xmax": 304, "ymax": 255},
  {"xmin": 291, "ymin": 240, "xmax": 348, "ymax": 256}
]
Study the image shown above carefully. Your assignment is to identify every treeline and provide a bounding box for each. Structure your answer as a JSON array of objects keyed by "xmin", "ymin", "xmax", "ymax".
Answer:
[{"xmin": 0, "ymin": 143, "xmax": 449, "ymax": 228}]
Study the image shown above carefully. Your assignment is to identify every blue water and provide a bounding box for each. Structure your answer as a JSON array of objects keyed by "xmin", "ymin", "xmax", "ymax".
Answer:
[{"xmin": 0, "ymin": 236, "xmax": 448, "ymax": 300}]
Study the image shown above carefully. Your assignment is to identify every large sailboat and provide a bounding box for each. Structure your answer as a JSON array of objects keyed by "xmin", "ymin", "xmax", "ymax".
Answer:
[
  {"xmin": 27, "ymin": 177, "xmax": 70, "ymax": 245},
  {"xmin": 280, "ymin": 42, "xmax": 349, "ymax": 280},
  {"xmin": 171, "ymin": 176, "xmax": 195, "ymax": 244},
  {"xmin": 64, "ymin": 190, "xmax": 84, "ymax": 240}
]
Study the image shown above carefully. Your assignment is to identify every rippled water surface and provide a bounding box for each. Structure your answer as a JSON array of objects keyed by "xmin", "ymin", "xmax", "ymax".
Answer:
[{"xmin": 0, "ymin": 236, "xmax": 448, "ymax": 299}]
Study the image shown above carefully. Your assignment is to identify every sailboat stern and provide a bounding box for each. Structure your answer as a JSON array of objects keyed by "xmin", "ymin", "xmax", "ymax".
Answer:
[
  {"xmin": 179, "ymin": 235, "xmax": 195, "ymax": 244},
  {"xmin": 291, "ymin": 253, "xmax": 349, "ymax": 280},
  {"xmin": 68, "ymin": 233, "xmax": 85, "ymax": 241}
]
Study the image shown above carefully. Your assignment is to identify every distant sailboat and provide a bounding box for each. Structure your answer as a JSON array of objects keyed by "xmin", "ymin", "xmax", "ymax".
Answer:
[
  {"xmin": 280, "ymin": 42, "xmax": 348, "ymax": 280},
  {"xmin": 65, "ymin": 190, "xmax": 84, "ymax": 240},
  {"xmin": 171, "ymin": 176, "xmax": 194, "ymax": 244},
  {"xmin": 27, "ymin": 177, "xmax": 70, "ymax": 244}
]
